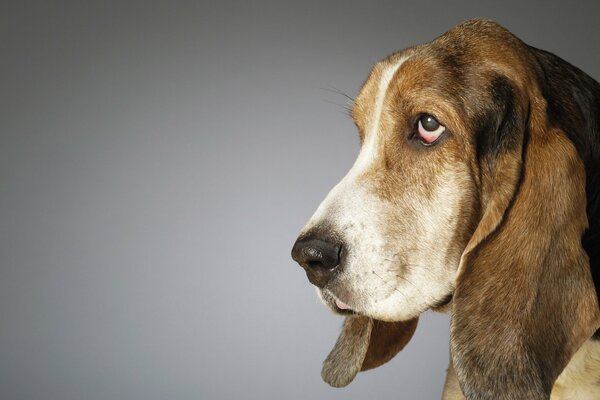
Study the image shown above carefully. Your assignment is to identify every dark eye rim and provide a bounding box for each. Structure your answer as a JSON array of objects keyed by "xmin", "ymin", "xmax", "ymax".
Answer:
[{"xmin": 409, "ymin": 112, "xmax": 449, "ymax": 147}]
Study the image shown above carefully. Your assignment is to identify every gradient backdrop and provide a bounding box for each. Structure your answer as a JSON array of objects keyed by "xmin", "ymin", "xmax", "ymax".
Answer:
[{"xmin": 2, "ymin": 1, "xmax": 600, "ymax": 399}]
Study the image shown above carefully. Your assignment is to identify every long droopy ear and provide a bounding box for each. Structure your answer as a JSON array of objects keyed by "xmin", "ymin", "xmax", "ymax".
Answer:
[
  {"xmin": 322, "ymin": 316, "xmax": 418, "ymax": 387},
  {"xmin": 451, "ymin": 79, "xmax": 600, "ymax": 399}
]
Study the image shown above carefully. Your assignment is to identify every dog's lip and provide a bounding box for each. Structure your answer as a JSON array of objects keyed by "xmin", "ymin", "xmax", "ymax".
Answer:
[{"xmin": 323, "ymin": 289, "xmax": 356, "ymax": 314}]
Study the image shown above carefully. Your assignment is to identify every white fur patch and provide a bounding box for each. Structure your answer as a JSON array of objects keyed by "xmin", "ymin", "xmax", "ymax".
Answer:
[
  {"xmin": 551, "ymin": 339, "xmax": 600, "ymax": 399},
  {"xmin": 352, "ymin": 55, "xmax": 409, "ymax": 175}
]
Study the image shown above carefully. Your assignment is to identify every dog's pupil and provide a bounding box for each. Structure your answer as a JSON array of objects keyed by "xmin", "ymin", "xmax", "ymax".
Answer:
[{"xmin": 421, "ymin": 115, "xmax": 439, "ymax": 131}]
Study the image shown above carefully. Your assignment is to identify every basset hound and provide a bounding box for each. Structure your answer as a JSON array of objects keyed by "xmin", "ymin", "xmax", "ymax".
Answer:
[{"xmin": 291, "ymin": 19, "xmax": 600, "ymax": 400}]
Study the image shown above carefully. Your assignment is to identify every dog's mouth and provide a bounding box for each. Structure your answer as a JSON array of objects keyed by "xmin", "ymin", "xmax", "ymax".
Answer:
[
  {"xmin": 334, "ymin": 297, "xmax": 351, "ymax": 310},
  {"xmin": 320, "ymin": 289, "xmax": 358, "ymax": 316}
]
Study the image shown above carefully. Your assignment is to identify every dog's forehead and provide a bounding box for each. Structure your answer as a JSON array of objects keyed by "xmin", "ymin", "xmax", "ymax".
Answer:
[
  {"xmin": 351, "ymin": 49, "xmax": 464, "ymax": 143},
  {"xmin": 352, "ymin": 26, "xmax": 533, "ymax": 143},
  {"xmin": 352, "ymin": 20, "xmax": 530, "ymax": 122},
  {"xmin": 350, "ymin": 53, "xmax": 411, "ymax": 134}
]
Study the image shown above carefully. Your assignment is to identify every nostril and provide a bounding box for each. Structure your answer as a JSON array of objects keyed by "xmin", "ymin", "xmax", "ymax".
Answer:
[{"xmin": 307, "ymin": 260, "xmax": 323, "ymax": 270}]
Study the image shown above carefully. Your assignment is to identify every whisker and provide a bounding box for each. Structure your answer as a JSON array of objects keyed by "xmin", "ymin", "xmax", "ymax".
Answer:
[
  {"xmin": 321, "ymin": 86, "xmax": 355, "ymax": 103},
  {"xmin": 321, "ymin": 98, "xmax": 353, "ymax": 116},
  {"xmin": 320, "ymin": 86, "xmax": 355, "ymax": 117}
]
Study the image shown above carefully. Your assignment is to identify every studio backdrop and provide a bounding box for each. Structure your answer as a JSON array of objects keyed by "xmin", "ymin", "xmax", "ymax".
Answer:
[{"xmin": 2, "ymin": 1, "xmax": 600, "ymax": 399}]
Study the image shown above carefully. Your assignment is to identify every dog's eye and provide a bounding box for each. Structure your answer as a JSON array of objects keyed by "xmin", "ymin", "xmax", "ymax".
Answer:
[{"xmin": 417, "ymin": 114, "xmax": 446, "ymax": 145}]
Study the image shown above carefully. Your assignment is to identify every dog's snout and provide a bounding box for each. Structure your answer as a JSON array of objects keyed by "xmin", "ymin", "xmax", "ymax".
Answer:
[{"xmin": 291, "ymin": 237, "xmax": 342, "ymax": 288}]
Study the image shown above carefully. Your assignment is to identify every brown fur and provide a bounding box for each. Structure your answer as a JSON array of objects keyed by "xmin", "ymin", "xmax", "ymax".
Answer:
[
  {"xmin": 361, "ymin": 318, "xmax": 418, "ymax": 371},
  {"xmin": 452, "ymin": 127, "xmax": 600, "ymax": 399},
  {"xmin": 321, "ymin": 316, "xmax": 418, "ymax": 388}
]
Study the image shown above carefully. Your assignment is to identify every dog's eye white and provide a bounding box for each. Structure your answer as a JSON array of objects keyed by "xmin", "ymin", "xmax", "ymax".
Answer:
[{"xmin": 417, "ymin": 115, "xmax": 445, "ymax": 145}]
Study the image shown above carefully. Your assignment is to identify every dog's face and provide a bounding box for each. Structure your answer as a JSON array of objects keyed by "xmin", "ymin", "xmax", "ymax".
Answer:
[
  {"xmin": 291, "ymin": 19, "xmax": 600, "ymax": 396},
  {"xmin": 292, "ymin": 45, "xmax": 491, "ymax": 321}
]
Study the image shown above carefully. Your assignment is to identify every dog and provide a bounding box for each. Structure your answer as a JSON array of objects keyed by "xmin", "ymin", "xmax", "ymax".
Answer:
[{"xmin": 291, "ymin": 19, "xmax": 600, "ymax": 400}]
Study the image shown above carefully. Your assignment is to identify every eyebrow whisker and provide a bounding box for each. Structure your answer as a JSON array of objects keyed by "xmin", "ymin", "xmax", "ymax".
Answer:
[{"xmin": 321, "ymin": 86, "xmax": 356, "ymax": 103}]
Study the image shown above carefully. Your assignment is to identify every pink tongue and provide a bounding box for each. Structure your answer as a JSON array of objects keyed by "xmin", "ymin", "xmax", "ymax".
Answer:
[{"xmin": 335, "ymin": 298, "xmax": 350, "ymax": 310}]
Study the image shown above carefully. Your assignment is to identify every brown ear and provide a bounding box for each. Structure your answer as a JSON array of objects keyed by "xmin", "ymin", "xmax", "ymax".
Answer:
[
  {"xmin": 451, "ymin": 112, "xmax": 600, "ymax": 398},
  {"xmin": 321, "ymin": 316, "xmax": 418, "ymax": 387}
]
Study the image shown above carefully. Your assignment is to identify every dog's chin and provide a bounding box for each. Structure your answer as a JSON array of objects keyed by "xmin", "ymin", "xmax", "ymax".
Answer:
[{"xmin": 317, "ymin": 287, "xmax": 454, "ymax": 320}]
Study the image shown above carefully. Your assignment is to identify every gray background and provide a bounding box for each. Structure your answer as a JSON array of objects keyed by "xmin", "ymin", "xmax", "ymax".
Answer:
[{"xmin": 2, "ymin": 1, "xmax": 600, "ymax": 399}]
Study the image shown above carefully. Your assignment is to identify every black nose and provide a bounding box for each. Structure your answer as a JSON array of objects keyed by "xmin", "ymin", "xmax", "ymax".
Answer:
[{"xmin": 291, "ymin": 237, "xmax": 342, "ymax": 288}]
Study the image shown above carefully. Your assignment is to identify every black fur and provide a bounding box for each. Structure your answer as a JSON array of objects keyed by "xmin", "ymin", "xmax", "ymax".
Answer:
[
  {"xmin": 475, "ymin": 75, "xmax": 523, "ymax": 169},
  {"xmin": 530, "ymin": 47, "xmax": 600, "ymax": 338}
]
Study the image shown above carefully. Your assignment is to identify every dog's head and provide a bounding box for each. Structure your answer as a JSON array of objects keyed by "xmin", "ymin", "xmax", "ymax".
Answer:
[{"xmin": 292, "ymin": 19, "xmax": 600, "ymax": 397}]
